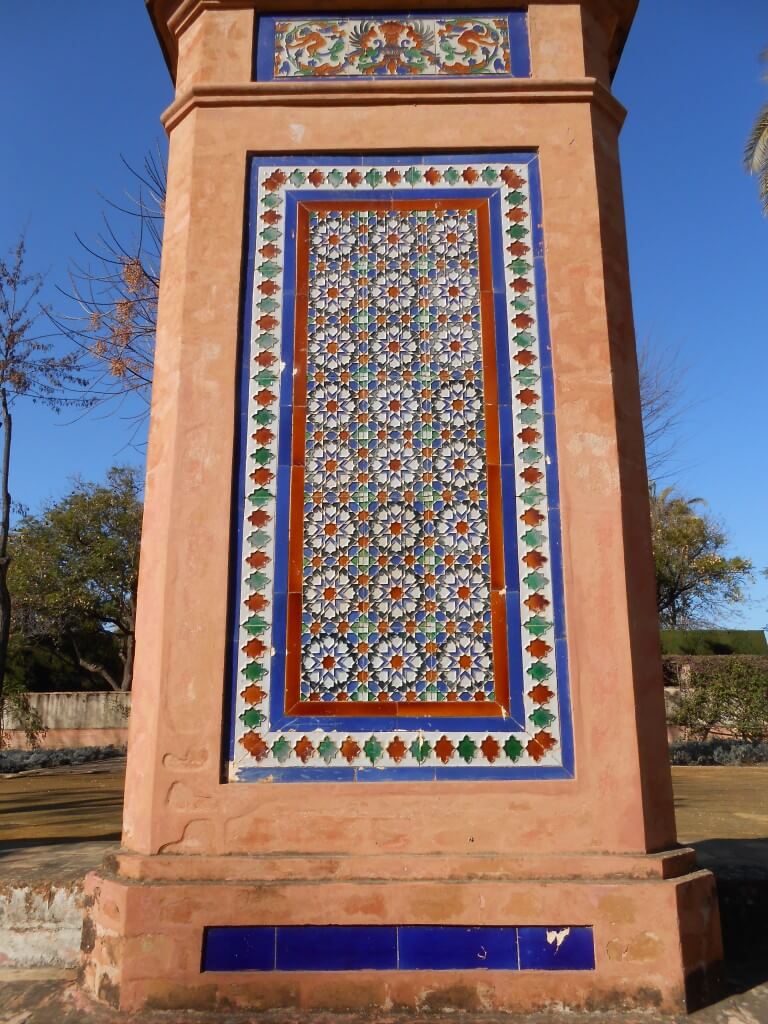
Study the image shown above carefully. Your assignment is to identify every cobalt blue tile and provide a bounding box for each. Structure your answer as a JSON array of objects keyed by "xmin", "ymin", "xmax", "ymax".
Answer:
[
  {"xmin": 518, "ymin": 927, "xmax": 595, "ymax": 971},
  {"xmin": 398, "ymin": 926, "xmax": 519, "ymax": 971},
  {"xmin": 542, "ymin": 418, "xmax": 561, "ymax": 507},
  {"xmin": 276, "ymin": 926, "xmax": 397, "ymax": 971},
  {"xmin": 434, "ymin": 765, "xmax": 572, "ymax": 781},
  {"xmin": 427, "ymin": 153, "xmax": 510, "ymax": 165},
  {"xmin": 508, "ymin": 11, "xmax": 532, "ymax": 78},
  {"xmin": 540, "ymin": 365, "xmax": 556, "ymax": 417},
  {"xmin": 253, "ymin": 17, "xmax": 275, "ymax": 81},
  {"xmin": 498, "ymin": 406, "xmax": 514, "ymax": 465},
  {"xmin": 237, "ymin": 766, "xmax": 357, "ymax": 783},
  {"xmin": 202, "ymin": 927, "xmax": 275, "ymax": 972},
  {"xmin": 357, "ymin": 766, "xmax": 437, "ymax": 782},
  {"xmin": 276, "ymin": 404, "xmax": 293, "ymax": 466}
]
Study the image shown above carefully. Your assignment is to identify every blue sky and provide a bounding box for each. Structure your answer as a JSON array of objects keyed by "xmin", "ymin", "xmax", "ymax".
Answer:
[{"xmin": 2, "ymin": 1, "xmax": 767, "ymax": 627}]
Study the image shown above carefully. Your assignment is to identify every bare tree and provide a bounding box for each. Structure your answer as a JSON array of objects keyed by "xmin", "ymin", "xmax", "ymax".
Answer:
[
  {"xmin": 637, "ymin": 338, "xmax": 690, "ymax": 480},
  {"xmin": 0, "ymin": 236, "xmax": 89, "ymax": 734},
  {"xmin": 55, "ymin": 148, "xmax": 691, "ymax": 476},
  {"xmin": 51, "ymin": 149, "xmax": 165, "ymax": 419}
]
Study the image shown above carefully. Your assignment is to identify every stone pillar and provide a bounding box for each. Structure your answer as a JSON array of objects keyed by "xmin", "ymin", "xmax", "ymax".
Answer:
[{"xmin": 83, "ymin": 0, "xmax": 723, "ymax": 1012}]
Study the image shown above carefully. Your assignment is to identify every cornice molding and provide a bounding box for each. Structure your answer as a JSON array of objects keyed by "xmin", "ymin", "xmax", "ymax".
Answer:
[
  {"xmin": 147, "ymin": 0, "xmax": 638, "ymax": 81},
  {"xmin": 160, "ymin": 76, "xmax": 626, "ymax": 134}
]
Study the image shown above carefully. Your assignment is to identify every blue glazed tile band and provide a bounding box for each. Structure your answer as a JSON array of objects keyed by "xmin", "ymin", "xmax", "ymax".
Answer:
[{"xmin": 202, "ymin": 925, "xmax": 594, "ymax": 973}]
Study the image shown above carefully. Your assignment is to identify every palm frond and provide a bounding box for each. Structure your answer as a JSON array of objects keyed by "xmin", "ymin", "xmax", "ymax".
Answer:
[
  {"xmin": 759, "ymin": 168, "xmax": 768, "ymax": 215},
  {"xmin": 744, "ymin": 104, "xmax": 768, "ymax": 172}
]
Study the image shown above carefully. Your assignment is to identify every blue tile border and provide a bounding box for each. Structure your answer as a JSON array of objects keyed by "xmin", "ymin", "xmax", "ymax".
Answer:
[
  {"xmin": 225, "ymin": 151, "xmax": 575, "ymax": 782},
  {"xmin": 202, "ymin": 925, "xmax": 594, "ymax": 973}
]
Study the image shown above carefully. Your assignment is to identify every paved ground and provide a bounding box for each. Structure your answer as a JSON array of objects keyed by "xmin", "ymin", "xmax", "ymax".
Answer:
[
  {"xmin": 0, "ymin": 760, "xmax": 123, "ymax": 884},
  {"xmin": 1, "ymin": 763, "xmax": 767, "ymax": 1023},
  {"xmin": 0, "ymin": 968, "xmax": 766, "ymax": 1024},
  {"xmin": 674, "ymin": 765, "xmax": 768, "ymax": 844},
  {"xmin": 2, "ymin": 763, "xmax": 767, "ymax": 883}
]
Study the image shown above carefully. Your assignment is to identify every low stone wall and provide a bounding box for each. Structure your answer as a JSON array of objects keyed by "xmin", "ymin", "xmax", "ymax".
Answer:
[
  {"xmin": 3, "ymin": 692, "xmax": 131, "ymax": 750},
  {"xmin": 0, "ymin": 881, "xmax": 83, "ymax": 967}
]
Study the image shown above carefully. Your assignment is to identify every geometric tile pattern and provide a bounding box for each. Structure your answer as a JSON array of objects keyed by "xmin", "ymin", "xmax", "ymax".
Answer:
[
  {"xmin": 202, "ymin": 925, "xmax": 596, "ymax": 972},
  {"xmin": 229, "ymin": 155, "xmax": 571, "ymax": 780},
  {"xmin": 298, "ymin": 207, "xmax": 494, "ymax": 706},
  {"xmin": 267, "ymin": 16, "xmax": 519, "ymax": 79}
]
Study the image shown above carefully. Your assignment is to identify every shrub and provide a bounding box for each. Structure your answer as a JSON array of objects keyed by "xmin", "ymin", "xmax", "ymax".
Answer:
[
  {"xmin": 671, "ymin": 657, "xmax": 768, "ymax": 742},
  {"xmin": 0, "ymin": 744, "xmax": 125, "ymax": 774},
  {"xmin": 669, "ymin": 739, "xmax": 768, "ymax": 766}
]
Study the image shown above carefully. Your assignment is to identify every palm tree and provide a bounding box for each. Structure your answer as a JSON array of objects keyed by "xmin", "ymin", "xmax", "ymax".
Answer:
[{"xmin": 745, "ymin": 50, "xmax": 768, "ymax": 213}]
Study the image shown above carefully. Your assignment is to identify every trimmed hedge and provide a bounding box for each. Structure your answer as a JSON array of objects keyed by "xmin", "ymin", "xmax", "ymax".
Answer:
[
  {"xmin": 661, "ymin": 630, "xmax": 768, "ymax": 656},
  {"xmin": 662, "ymin": 654, "xmax": 768, "ymax": 687},
  {"xmin": 670, "ymin": 739, "xmax": 768, "ymax": 766}
]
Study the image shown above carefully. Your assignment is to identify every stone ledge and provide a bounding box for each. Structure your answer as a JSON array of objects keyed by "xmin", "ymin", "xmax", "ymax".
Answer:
[
  {"xmin": 161, "ymin": 77, "xmax": 626, "ymax": 132},
  {"xmin": 113, "ymin": 848, "xmax": 697, "ymax": 884}
]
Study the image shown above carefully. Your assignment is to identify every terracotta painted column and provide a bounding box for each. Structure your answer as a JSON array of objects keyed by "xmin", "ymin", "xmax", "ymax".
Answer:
[{"xmin": 83, "ymin": 0, "xmax": 723, "ymax": 1012}]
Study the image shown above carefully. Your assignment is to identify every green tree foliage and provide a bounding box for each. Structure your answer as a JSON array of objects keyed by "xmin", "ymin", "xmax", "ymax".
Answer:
[
  {"xmin": 0, "ymin": 673, "xmax": 45, "ymax": 749},
  {"xmin": 0, "ymin": 236, "xmax": 87, "ymax": 734},
  {"xmin": 10, "ymin": 467, "xmax": 142, "ymax": 692},
  {"xmin": 672, "ymin": 659, "xmax": 768, "ymax": 742},
  {"xmin": 745, "ymin": 49, "xmax": 768, "ymax": 213},
  {"xmin": 650, "ymin": 486, "xmax": 753, "ymax": 628}
]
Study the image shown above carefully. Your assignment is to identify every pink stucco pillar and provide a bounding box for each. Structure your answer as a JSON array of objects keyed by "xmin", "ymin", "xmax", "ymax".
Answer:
[{"xmin": 82, "ymin": 0, "xmax": 723, "ymax": 1012}]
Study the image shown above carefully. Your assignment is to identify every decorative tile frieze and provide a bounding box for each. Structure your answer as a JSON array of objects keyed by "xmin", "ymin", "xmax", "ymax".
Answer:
[
  {"xmin": 255, "ymin": 13, "xmax": 530, "ymax": 80},
  {"xmin": 228, "ymin": 154, "xmax": 571, "ymax": 781}
]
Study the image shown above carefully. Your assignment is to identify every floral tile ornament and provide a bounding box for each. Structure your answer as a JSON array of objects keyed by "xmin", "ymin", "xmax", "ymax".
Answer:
[
  {"xmin": 255, "ymin": 13, "xmax": 531, "ymax": 81},
  {"xmin": 228, "ymin": 154, "xmax": 573, "ymax": 781}
]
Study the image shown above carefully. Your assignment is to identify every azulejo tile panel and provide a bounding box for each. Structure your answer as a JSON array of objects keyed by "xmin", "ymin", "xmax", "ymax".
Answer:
[
  {"xmin": 228, "ymin": 154, "xmax": 572, "ymax": 781},
  {"xmin": 255, "ymin": 13, "xmax": 530, "ymax": 80}
]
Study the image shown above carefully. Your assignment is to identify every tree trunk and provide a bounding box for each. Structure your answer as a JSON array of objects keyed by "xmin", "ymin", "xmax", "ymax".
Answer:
[
  {"xmin": 121, "ymin": 629, "xmax": 135, "ymax": 692},
  {"xmin": 71, "ymin": 637, "xmax": 121, "ymax": 692},
  {"xmin": 0, "ymin": 390, "xmax": 13, "ymax": 714},
  {"xmin": 120, "ymin": 563, "xmax": 139, "ymax": 692}
]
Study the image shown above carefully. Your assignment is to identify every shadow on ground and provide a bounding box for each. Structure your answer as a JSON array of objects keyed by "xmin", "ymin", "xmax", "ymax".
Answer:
[
  {"xmin": 689, "ymin": 837, "xmax": 768, "ymax": 996},
  {"xmin": 0, "ymin": 762, "xmax": 124, "ymax": 846}
]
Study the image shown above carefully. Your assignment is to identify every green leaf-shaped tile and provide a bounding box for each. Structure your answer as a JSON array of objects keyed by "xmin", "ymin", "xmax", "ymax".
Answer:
[
  {"xmin": 317, "ymin": 737, "xmax": 338, "ymax": 764},
  {"xmin": 272, "ymin": 737, "xmax": 292, "ymax": 763},
  {"xmin": 530, "ymin": 707, "xmax": 556, "ymax": 728},
  {"xmin": 363, "ymin": 736, "xmax": 384, "ymax": 764},
  {"xmin": 528, "ymin": 661, "xmax": 554, "ymax": 682},
  {"xmin": 524, "ymin": 615, "xmax": 553, "ymax": 637},
  {"xmin": 239, "ymin": 708, "xmax": 266, "ymax": 728},
  {"xmin": 457, "ymin": 735, "xmax": 476, "ymax": 763},
  {"xmin": 242, "ymin": 615, "xmax": 269, "ymax": 636},
  {"xmin": 254, "ymin": 409, "xmax": 277, "ymax": 425},
  {"xmin": 503, "ymin": 736, "xmax": 524, "ymax": 761},
  {"xmin": 410, "ymin": 738, "xmax": 431, "ymax": 764},
  {"xmin": 242, "ymin": 662, "xmax": 267, "ymax": 681}
]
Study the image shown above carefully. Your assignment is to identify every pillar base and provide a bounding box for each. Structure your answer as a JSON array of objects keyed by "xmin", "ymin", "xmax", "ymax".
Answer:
[{"xmin": 82, "ymin": 849, "xmax": 723, "ymax": 1014}]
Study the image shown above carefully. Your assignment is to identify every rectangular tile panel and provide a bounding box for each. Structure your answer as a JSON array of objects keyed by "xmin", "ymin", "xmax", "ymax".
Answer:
[
  {"xmin": 255, "ymin": 13, "xmax": 530, "ymax": 80},
  {"xmin": 228, "ymin": 155, "xmax": 572, "ymax": 781}
]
